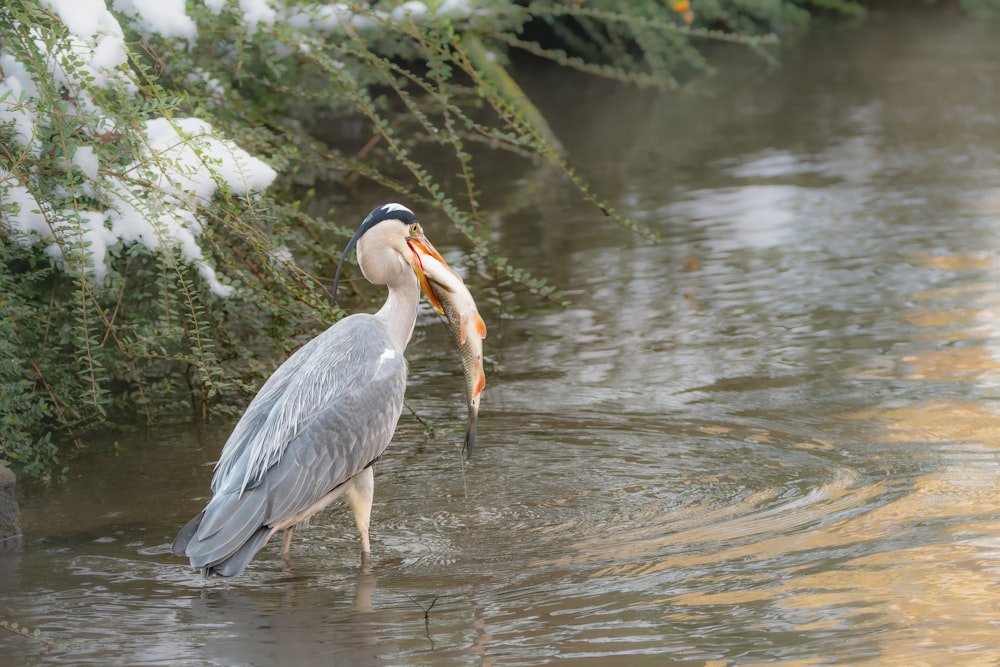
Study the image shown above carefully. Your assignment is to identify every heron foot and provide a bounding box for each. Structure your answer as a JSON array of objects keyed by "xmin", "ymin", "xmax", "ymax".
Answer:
[{"xmin": 359, "ymin": 549, "xmax": 372, "ymax": 573}]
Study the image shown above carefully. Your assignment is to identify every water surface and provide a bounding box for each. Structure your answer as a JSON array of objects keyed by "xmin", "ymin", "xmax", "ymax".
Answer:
[{"xmin": 6, "ymin": 8, "xmax": 1000, "ymax": 666}]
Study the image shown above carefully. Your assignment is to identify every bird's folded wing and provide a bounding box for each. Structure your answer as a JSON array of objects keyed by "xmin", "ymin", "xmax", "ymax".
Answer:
[{"xmin": 212, "ymin": 314, "xmax": 401, "ymax": 495}]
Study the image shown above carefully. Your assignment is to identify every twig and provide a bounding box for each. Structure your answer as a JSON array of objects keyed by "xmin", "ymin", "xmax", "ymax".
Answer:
[{"xmin": 404, "ymin": 400, "xmax": 435, "ymax": 437}]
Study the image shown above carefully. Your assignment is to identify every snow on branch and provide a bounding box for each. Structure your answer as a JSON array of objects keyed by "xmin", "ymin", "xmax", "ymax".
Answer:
[{"xmin": 1, "ymin": 0, "xmax": 277, "ymax": 297}]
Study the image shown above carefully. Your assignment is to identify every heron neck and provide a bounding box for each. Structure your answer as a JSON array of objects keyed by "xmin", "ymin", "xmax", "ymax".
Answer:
[{"xmin": 375, "ymin": 272, "xmax": 420, "ymax": 352}]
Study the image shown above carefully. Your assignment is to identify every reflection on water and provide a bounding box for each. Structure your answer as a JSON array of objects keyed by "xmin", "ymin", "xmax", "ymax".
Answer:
[{"xmin": 7, "ymin": 8, "xmax": 1000, "ymax": 666}]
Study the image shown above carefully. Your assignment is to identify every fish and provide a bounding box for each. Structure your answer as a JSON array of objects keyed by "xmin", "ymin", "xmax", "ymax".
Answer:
[{"xmin": 415, "ymin": 253, "xmax": 487, "ymax": 459}]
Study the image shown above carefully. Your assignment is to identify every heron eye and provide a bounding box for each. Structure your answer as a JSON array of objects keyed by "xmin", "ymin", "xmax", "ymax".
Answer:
[{"xmin": 410, "ymin": 223, "xmax": 421, "ymax": 235}]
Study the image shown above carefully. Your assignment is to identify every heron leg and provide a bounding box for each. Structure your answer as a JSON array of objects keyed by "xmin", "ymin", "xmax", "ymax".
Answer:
[
  {"xmin": 345, "ymin": 466, "xmax": 375, "ymax": 558},
  {"xmin": 282, "ymin": 526, "xmax": 296, "ymax": 558}
]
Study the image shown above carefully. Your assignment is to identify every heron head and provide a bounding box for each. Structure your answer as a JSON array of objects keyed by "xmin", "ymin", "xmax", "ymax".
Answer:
[{"xmin": 332, "ymin": 203, "xmax": 447, "ymax": 313}]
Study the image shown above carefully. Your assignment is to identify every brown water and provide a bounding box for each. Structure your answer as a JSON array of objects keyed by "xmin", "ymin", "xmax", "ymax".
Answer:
[{"xmin": 6, "ymin": 8, "xmax": 1000, "ymax": 666}]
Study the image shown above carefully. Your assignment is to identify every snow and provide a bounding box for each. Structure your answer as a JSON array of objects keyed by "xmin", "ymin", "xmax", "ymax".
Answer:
[
  {"xmin": 37, "ymin": 0, "xmax": 134, "ymax": 110},
  {"xmin": 238, "ymin": 0, "xmax": 277, "ymax": 33},
  {"xmin": 3, "ymin": 114, "xmax": 275, "ymax": 296},
  {"xmin": 282, "ymin": 0, "xmax": 476, "ymax": 34},
  {"xmin": 3, "ymin": 0, "xmax": 481, "ymax": 296},
  {"xmin": 71, "ymin": 146, "xmax": 100, "ymax": 179},
  {"xmin": 199, "ymin": 0, "xmax": 277, "ymax": 33},
  {"xmin": 96, "ymin": 117, "xmax": 276, "ymax": 296},
  {"xmin": 187, "ymin": 68, "xmax": 228, "ymax": 100},
  {"xmin": 40, "ymin": 0, "xmax": 131, "ymax": 97},
  {"xmin": 112, "ymin": 0, "xmax": 198, "ymax": 42},
  {"xmin": 102, "ymin": 174, "xmax": 235, "ymax": 295},
  {"xmin": 1, "ymin": 1, "xmax": 278, "ymax": 296},
  {"xmin": 0, "ymin": 54, "xmax": 39, "ymax": 150},
  {"xmin": 141, "ymin": 117, "xmax": 277, "ymax": 198},
  {"xmin": 57, "ymin": 210, "xmax": 118, "ymax": 282},
  {"xmin": 282, "ymin": 3, "xmax": 381, "ymax": 33},
  {"xmin": 392, "ymin": 2, "xmax": 428, "ymax": 22},
  {"xmin": 203, "ymin": 0, "xmax": 229, "ymax": 15},
  {"xmin": 0, "ymin": 170, "xmax": 50, "ymax": 239},
  {"xmin": 284, "ymin": 3, "xmax": 352, "ymax": 31},
  {"xmin": 41, "ymin": 0, "xmax": 122, "ymax": 43}
]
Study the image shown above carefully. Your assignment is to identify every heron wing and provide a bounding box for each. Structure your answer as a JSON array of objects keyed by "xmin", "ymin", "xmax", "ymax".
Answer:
[
  {"xmin": 263, "ymin": 364, "xmax": 405, "ymax": 523},
  {"xmin": 183, "ymin": 314, "xmax": 407, "ymax": 569},
  {"xmin": 213, "ymin": 314, "xmax": 397, "ymax": 493}
]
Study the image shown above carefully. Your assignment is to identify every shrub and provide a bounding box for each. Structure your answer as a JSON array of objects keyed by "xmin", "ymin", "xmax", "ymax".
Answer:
[{"xmin": 0, "ymin": 0, "xmax": 854, "ymax": 478}]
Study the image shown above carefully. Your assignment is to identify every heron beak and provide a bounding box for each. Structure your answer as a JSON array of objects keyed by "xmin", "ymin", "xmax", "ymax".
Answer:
[{"xmin": 406, "ymin": 236, "xmax": 447, "ymax": 314}]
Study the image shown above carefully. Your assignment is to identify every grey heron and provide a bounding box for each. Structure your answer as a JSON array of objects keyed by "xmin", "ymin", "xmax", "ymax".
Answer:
[{"xmin": 172, "ymin": 203, "xmax": 452, "ymax": 577}]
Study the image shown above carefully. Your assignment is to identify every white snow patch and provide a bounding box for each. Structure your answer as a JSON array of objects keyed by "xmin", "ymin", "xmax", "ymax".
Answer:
[
  {"xmin": 438, "ymin": 0, "xmax": 475, "ymax": 18},
  {"xmin": 280, "ymin": 0, "xmax": 474, "ymax": 37},
  {"xmin": 4, "ymin": 117, "xmax": 275, "ymax": 295},
  {"xmin": 42, "ymin": 0, "xmax": 122, "ymax": 42},
  {"xmin": 37, "ymin": 1, "xmax": 134, "ymax": 109},
  {"xmin": 191, "ymin": 0, "xmax": 275, "ymax": 36},
  {"xmin": 1, "ymin": 0, "xmax": 280, "ymax": 295},
  {"xmin": 187, "ymin": 68, "xmax": 228, "ymax": 100},
  {"xmin": 50, "ymin": 209, "xmax": 117, "ymax": 282},
  {"xmin": 0, "ymin": 170, "xmax": 50, "ymax": 239},
  {"xmin": 284, "ymin": 2, "xmax": 351, "ymax": 30},
  {"xmin": 392, "ymin": 1, "xmax": 427, "ymax": 21},
  {"xmin": 112, "ymin": 0, "xmax": 198, "ymax": 42},
  {"xmin": 267, "ymin": 245, "xmax": 294, "ymax": 266},
  {"xmin": 240, "ymin": 0, "xmax": 277, "ymax": 32},
  {"xmin": 71, "ymin": 146, "xmax": 100, "ymax": 179},
  {"xmin": 89, "ymin": 32, "xmax": 129, "ymax": 71},
  {"xmin": 0, "ymin": 54, "xmax": 39, "ymax": 150},
  {"xmin": 97, "ymin": 117, "xmax": 276, "ymax": 295},
  {"xmin": 141, "ymin": 117, "xmax": 277, "ymax": 198}
]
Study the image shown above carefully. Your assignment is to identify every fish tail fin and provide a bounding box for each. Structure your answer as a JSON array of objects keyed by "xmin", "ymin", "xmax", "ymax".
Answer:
[{"xmin": 463, "ymin": 408, "xmax": 478, "ymax": 460}]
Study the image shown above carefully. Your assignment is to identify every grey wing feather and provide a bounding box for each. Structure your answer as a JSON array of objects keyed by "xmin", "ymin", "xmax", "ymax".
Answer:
[
  {"xmin": 214, "ymin": 315, "xmax": 396, "ymax": 492},
  {"xmin": 264, "ymin": 373, "xmax": 404, "ymax": 522},
  {"xmin": 180, "ymin": 314, "xmax": 407, "ymax": 573}
]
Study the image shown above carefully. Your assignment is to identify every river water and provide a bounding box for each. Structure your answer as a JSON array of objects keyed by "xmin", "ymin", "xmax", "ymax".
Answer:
[{"xmin": 5, "ymin": 8, "xmax": 1000, "ymax": 666}]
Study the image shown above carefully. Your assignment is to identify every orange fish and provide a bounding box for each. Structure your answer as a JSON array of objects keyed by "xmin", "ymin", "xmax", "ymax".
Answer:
[{"xmin": 418, "ymin": 254, "xmax": 487, "ymax": 459}]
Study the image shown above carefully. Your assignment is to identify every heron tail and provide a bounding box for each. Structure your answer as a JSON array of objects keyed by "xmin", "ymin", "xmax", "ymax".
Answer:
[
  {"xmin": 173, "ymin": 509, "xmax": 270, "ymax": 577},
  {"xmin": 171, "ymin": 510, "xmax": 205, "ymax": 556},
  {"xmin": 174, "ymin": 481, "xmax": 273, "ymax": 577},
  {"xmin": 202, "ymin": 526, "xmax": 270, "ymax": 577}
]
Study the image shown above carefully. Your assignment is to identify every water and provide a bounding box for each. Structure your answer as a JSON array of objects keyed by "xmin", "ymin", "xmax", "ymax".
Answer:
[{"xmin": 6, "ymin": 8, "xmax": 1000, "ymax": 665}]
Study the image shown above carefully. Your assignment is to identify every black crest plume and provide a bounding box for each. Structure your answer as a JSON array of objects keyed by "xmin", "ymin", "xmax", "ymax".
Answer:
[{"xmin": 331, "ymin": 204, "xmax": 416, "ymax": 306}]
